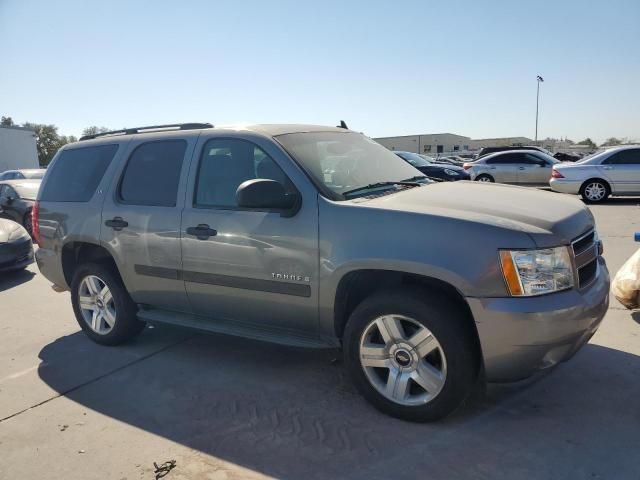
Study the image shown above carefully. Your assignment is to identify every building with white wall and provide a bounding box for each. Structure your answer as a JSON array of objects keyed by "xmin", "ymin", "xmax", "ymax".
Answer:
[
  {"xmin": 374, "ymin": 133, "xmax": 537, "ymax": 155},
  {"xmin": 0, "ymin": 126, "xmax": 39, "ymax": 172}
]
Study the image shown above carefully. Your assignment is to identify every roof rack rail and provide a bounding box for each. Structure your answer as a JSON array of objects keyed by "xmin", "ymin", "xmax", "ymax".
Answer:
[{"xmin": 79, "ymin": 123, "xmax": 214, "ymax": 141}]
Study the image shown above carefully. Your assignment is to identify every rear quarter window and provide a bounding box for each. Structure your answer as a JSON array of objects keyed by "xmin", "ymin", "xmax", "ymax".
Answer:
[{"xmin": 40, "ymin": 144, "xmax": 119, "ymax": 202}]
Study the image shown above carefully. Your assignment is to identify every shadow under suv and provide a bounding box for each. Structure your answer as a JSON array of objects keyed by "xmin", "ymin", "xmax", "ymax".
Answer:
[{"xmin": 35, "ymin": 123, "xmax": 609, "ymax": 422}]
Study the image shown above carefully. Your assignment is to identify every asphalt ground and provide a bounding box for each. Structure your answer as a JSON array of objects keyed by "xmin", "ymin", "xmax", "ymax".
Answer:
[{"xmin": 1, "ymin": 197, "xmax": 639, "ymax": 480}]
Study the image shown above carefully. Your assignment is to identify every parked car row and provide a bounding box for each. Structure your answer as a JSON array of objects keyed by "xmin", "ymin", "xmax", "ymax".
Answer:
[
  {"xmin": 461, "ymin": 145, "xmax": 640, "ymax": 203},
  {"xmin": 394, "ymin": 151, "xmax": 469, "ymax": 181}
]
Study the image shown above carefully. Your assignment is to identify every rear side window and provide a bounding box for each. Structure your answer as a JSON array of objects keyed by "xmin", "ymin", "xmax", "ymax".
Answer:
[
  {"xmin": 40, "ymin": 144, "xmax": 118, "ymax": 202},
  {"xmin": 119, "ymin": 140, "xmax": 187, "ymax": 207},
  {"xmin": 604, "ymin": 149, "xmax": 640, "ymax": 165}
]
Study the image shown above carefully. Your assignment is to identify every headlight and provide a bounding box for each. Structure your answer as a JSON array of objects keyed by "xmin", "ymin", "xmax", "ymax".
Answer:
[
  {"xmin": 499, "ymin": 246, "xmax": 574, "ymax": 296},
  {"xmin": 7, "ymin": 226, "xmax": 30, "ymax": 243},
  {"xmin": 444, "ymin": 169, "xmax": 459, "ymax": 176}
]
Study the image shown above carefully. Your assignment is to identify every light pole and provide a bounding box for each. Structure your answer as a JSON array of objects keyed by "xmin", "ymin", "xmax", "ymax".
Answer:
[{"xmin": 535, "ymin": 75, "xmax": 544, "ymax": 144}]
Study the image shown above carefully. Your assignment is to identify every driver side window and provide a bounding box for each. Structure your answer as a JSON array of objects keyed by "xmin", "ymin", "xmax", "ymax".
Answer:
[{"xmin": 194, "ymin": 138, "xmax": 294, "ymax": 208}]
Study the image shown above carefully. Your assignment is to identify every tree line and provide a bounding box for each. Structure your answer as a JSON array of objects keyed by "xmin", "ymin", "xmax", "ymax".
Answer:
[{"xmin": 1, "ymin": 116, "xmax": 108, "ymax": 166}]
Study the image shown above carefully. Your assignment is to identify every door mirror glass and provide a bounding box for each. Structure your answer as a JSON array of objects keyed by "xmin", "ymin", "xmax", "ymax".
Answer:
[{"xmin": 236, "ymin": 179, "xmax": 298, "ymax": 211}]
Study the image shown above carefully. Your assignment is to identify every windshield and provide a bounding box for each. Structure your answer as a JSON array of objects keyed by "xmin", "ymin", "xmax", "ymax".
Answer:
[
  {"xmin": 276, "ymin": 132, "xmax": 424, "ymax": 199},
  {"xmin": 396, "ymin": 151, "xmax": 432, "ymax": 167},
  {"xmin": 22, "ymin": 170, "xmax": 45, "ymax": 179},
  {"xmin": 577, "ymin": 149, "xmax": 606, "ymax": 163}
]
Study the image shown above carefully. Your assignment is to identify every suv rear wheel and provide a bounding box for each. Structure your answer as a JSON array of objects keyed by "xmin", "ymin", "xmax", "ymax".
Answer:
[
  {"xmin": 343, "ymin": 289, "xmax": 479, "ymax": 422},
  {"xmin": 71, "ymin": 263, "xmax": 145, "ymax": 345}
]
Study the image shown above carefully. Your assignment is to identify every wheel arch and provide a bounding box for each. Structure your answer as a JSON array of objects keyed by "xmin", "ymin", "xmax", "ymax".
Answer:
[
  {"xmin": 580, "ymin": 177, "xmax": 611, "ymax": 193},
  {"xmin": 332, "ymin": 269, "xmax": 481, "ymax": 355},
  {"xmin": 61, "ymin": 241, "xmax": 121, "ymax": 287}
]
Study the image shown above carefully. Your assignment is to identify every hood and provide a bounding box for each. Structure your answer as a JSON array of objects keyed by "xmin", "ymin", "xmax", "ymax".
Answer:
[
  {"xmin": 358, "ymin": 181, "xmax": 594, "ymax": 247},
  {"xmin": 0, "ymin": 218, "xmax": 27, "ymax": 243}
]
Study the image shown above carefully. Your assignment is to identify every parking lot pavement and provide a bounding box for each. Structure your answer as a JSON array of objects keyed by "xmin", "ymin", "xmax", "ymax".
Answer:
[{"xmin": 1, "ymin": 200, "xmax": 640, "ymax": 480}]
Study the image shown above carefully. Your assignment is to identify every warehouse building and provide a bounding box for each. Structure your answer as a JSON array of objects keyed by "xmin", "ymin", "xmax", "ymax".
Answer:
[
  {"xmin": 0, "ymin": 126, "xmax": 39, "ymax": 172},
  {"xmin": 374, "ymin": 133, "xmax": 535, "ymax": 155}
]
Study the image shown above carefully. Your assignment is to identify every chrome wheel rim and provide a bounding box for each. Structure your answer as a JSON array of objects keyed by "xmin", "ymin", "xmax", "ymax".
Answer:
[
  {"xmin": 78, "ymin": 275, "xmax": 116, "ymax": 335},
  {"xmin": 359, "ymin": 315, "xmax": 447, "ymax": 406},
  {"xmin": 584, "ymin": 182, "xmax": 606, "ymax": 201},
  {"xmin": 477, "ymin": 176, "xmax": 492, "ymax": 182}
]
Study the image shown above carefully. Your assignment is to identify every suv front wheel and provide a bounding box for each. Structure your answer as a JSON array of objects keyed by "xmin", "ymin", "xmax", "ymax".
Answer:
[
  {"xmin": 344, "ymin": 289, "xmax": 479, "ymax": 422},
  {"xmin": 71, "ymin": 263, "xmax": 145, "ymax": 345}
]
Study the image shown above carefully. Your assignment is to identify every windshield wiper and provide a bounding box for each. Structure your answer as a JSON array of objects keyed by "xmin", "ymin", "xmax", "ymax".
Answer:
[
  {"xmin": 402, "ymin": 174, "xmax": 443, "ymax": 183},
  {"xmin": 401, "ymin": 175, "xmax": 429, "ymax": 182},
  {"xmin": 342, "ymin": 181, "xmax": 421, "ymax": 198}
]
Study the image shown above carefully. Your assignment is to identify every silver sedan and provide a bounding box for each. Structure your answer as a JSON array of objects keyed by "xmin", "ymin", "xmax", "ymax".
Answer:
[
  {"xmin": 465, "ymin": 150, "xmax": 560, "ymax": 186},
  {"xmin": 550, "ymin": 145, "xmax": 640, "ymax": 203}
]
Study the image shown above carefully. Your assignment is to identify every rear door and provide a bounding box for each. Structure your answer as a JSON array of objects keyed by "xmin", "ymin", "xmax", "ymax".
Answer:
[
  {"xmin": 517, "ymin": 153, "xmax": 553, "ymax": 185},
  {"xmin": 600, "ymin": 149, "xmax": 640, "ymax": 193},
  {"xmin": 485, "ymin": 153, "xmax": 520, "ymax": 183},
  {"xmin": 180, "ymin": 134, "xmax": 319, "ymax": 335},
  {"xmin": 101, "ymin": 133, "xmax": 197, "ymax": 312}
]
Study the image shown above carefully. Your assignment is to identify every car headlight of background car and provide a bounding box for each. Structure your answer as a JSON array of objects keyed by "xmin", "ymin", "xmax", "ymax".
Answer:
[
  {"xmin": 444, "ymin": 169, "xmax": 459, "ymax": 176},
  {"xmin": 7, "ymin": 225, "xmax": 31, "ymax": 243},
  {"xmin": 499, "ymin": 246, "xmax": 574, "ymax": 296}
]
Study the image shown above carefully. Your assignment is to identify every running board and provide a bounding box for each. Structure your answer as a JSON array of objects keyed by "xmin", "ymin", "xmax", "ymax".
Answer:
[{"xmin": 137, "ymin": 307, "xmax": 335, "ymax": 349}]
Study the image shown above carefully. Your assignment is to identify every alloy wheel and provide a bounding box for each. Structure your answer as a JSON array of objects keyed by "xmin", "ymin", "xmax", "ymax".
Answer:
[
  {"xmin": 584, "ymin": 182, "xmax": 606, "ymax": 202},
  {"xmin": 78, "ymin": 275, "xmax": 116, "ymax": 335},
  {"xmin": 359, "ymin": 315, "xmax": 447, "ymax": 406},
  {"xmin": 477, "ymin": 176, "xmax": 492, "ymax": 182}
]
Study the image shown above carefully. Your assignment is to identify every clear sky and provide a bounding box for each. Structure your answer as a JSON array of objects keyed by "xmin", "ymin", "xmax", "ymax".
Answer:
[{"xmin": 1, "ymin": 0, "xmax": 638, "ymax": 143}]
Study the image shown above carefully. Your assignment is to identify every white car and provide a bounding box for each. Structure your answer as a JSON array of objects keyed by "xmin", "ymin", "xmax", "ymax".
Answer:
[{"xmin": 550, "ymin": 145, "xmax": 640, "ymax": 203}]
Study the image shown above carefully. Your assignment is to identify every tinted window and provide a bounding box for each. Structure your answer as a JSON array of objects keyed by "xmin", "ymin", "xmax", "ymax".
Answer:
[
  {"xmin": 40, "ymin": 144, "xmax": 118, "ymax": 202},
  {"xmin": 195, "ymin": 138, "xmax": 293, "ymax": 208},
  {"xmin": 119, "ymin": 140, "xmax": 187, "ymax": 207},
  {"xmin": 486, "ymin": 153, "xmax": 521, "ymax": 165},
  {"xmin": 605, "ymin": 149, "xmax": 640, "ymax": 165}
]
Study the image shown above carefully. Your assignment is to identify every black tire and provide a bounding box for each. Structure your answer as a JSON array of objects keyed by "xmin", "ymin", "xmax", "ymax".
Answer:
[
  {"xmin": 580, "ymin": 179, "xmax": 610, "ymax": 204},
  {"xmin": 343, "ymin": 288, "xmax": 480, "ymax": 422},
  {"xmin": 70, "ymin": 262, "xmax": 145, "ymax": 345},
  {"xmin": 475, "ymin": 174, "xmax": 494, "ymax": 183}
]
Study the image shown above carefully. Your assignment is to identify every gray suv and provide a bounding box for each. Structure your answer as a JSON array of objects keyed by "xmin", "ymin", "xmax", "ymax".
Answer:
[{"xmin": 35, "ymin": 123, "xmax": 609, "ymax": 422}]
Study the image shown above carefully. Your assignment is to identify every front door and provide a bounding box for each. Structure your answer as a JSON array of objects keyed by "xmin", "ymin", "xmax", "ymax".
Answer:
[
  {"xmin": 180, "ymin": 135, "xmax": 319, "ymax": 334},
  {"xmin": 600, "ymin": 148, "xmax": 640, "ymax": 193},
  {"xmin": 101, "ymin": 134, "xmax": 197, "ymax": 312}
]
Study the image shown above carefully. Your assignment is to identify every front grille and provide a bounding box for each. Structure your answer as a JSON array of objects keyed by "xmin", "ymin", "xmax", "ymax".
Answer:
[{"xmin": 571, "ymin": 230, "xmax": 598, "ymax": 288}]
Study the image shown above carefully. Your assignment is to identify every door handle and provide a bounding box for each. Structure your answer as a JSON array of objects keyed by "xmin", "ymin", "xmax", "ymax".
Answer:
[
  {"xmin": 603, "ymin": 166, "xmax": 613, "ymax": 170},
  {"xmin": 105, "ymin": 217, "xmax": 128, "ymax": 230},
  {"xmin": 186, "ymin": 224, "xmax": 217, "ymax": 239},
  {"xmin": 518, "ymin": 166, "xmax": 525, "ymax": 170}
]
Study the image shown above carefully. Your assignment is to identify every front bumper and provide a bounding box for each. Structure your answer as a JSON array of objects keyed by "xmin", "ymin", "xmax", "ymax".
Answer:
[
  {"xmin": 549, "ymin": 178, "xmax": 582, "ymax": 194},
  {"xmin": 0, "ymin": 238, "xmax": 34, "ymax": 272},
  {"xmin": 469, "ymin": 257, "xmax": 610, "ymax": 382}
]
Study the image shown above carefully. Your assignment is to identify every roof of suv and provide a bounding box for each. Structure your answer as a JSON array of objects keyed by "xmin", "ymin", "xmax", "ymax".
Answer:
[{"xmin": 75, "ymin": 123, "xmax": 352, "ymax": 146}]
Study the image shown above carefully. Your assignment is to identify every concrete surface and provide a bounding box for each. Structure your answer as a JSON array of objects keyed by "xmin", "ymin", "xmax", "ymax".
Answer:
[{"xmin": 1, "ymin": 197, "xmax": 639, "ymax": 480}]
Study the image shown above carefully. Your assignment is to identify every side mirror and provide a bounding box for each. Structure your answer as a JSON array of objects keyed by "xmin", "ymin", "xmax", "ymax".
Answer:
[
  {"xmin": 4, "ymin": 196, "xmax": 14, "ymax": 205},
  {"xmin": 236, "ymin": 179, "xmax": 299, "ymax": 213}
]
